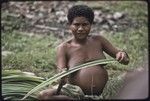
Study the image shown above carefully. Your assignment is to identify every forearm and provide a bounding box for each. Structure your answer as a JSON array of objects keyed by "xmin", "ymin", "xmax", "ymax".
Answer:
[{"xmin": 100, "ymin": 36, "xmax": 121, "ymax": 58}]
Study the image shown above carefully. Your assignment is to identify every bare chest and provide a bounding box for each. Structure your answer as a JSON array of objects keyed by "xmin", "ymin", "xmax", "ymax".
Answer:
[{"xmin": 67, "ymin": 43, "xmax": 105, "ymax": 68}]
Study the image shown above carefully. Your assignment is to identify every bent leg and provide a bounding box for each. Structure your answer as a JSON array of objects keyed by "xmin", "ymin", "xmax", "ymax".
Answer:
[
  {"xmin": 37, "ymin": 88, "xmax": 74, "ymax": 100},
  {"xmin": 38, "ymin": 88, "xmax": 57, "ymax": 100},
  {"xmin": 45, "ymin": 95, "xmax": 75, "ymax": 100}
]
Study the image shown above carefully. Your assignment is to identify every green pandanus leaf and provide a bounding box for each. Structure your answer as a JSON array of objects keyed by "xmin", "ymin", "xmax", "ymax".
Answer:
[
  {"xmin": 2, "ymin": 70, "xmax": 45, "ymax": 100},
  {"xmin": 22, "ymin": 59, "xmax": 117, "ymax": 100}
]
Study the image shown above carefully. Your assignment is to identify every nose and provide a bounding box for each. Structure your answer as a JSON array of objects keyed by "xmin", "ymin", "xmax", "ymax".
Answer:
[{"xmin": 78, "ymin": 25, "xmax": 84, "ymax": 31}]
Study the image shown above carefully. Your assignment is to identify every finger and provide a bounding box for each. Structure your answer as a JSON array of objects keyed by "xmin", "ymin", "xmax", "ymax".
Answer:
[
  {"xmin": 119, "ymin": 52, "xmax": 125, "ymax": 62},
  {"xmin": 116, "ymin": 53, "xmax": 120, "ymax": 60},
  {"xmin": 116, "ymin": 55, "xmax": 119, "ymax": 60},
  {"xmin": 117, "ymin": 52, "xmax": 122, "ymax": 62}
]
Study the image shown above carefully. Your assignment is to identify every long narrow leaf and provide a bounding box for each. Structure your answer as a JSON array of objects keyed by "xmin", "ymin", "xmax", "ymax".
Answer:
[
  {"xmin": 22, "ymin": 59, "xmax": 117, "ymax": 100},
  {"xmin": 2, "ymin": 70, "xmax": 44, "ymax": 100},
  {"xmin": 2, "ymin": 75, "xmax": 44, "ymax": 83}
]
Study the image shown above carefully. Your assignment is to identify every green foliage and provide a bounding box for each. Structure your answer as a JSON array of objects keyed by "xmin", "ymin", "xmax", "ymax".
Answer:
[
  {"xmin": 2, "ymin": 31, "xmax": 58, "ymax": 78},
  {"xmin": 103, "ymin": 25, "xmax": 148, "ymax": 70},
  {"xmin": 101, "ymin": 75, "xmax": 124, "ymax": 99}
]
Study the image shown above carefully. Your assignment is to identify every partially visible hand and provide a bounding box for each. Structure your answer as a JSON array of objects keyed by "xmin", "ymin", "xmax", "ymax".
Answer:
[
  {"xmin": 116, "ymin": 51, "xmax": 127, "ymax": 63},
  {"xmin": 60, "ymin": 76, "xmax": 68, "ymax": 85}
]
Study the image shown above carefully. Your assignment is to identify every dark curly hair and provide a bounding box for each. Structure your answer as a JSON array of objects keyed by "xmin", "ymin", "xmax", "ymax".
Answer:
[{"xmin": 67, "ymin": 5, "xmax": 94, "ymax": 24}]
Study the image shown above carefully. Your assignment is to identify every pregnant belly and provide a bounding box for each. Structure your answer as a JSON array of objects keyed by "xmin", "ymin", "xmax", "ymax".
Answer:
[{"xmin": 68, "ymin": 66, "xmax": 108, "ymax": 95}]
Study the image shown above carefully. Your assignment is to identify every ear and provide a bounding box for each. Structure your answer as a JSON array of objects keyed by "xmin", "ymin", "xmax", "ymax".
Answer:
[
  {"xmin": 66, "ymin": 22, "xmax": 71, "ymax": 26},
  {"xmin": 66, "ymin": 22, "xmax": 71, "ymax": 29},
  {"xmin": 66, "ymin": 22, "xmax": 69, "ymax": 25},
  {"xmin": 67, "ymin": 24, "xmax": 72, "ymax": 34}
]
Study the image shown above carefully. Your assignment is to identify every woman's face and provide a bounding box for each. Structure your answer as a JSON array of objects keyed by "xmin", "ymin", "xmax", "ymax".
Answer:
[{"xmin": 69, "ymin": 16, "xmax": 91, "ymax": 40}]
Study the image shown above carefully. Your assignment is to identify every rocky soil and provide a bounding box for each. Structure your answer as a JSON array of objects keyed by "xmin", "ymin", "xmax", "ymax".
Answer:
[{"xmin": 2, "ymin": 1, "xmax": 135, "ymax": 39}]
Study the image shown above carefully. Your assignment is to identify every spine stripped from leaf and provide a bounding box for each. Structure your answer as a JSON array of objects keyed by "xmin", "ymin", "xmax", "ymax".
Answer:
[{"xmin": 22, "ymin": 59, "xmax": 117, "ymax": 100}]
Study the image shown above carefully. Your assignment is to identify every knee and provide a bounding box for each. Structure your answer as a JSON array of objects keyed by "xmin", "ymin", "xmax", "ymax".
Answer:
[
  {"xmin": 37, "ymin": 90, "xmax": 47, "ymax": 100},
  {"xmin": 37, "ymin": 89, "xmax": 56, "ymax": 100}
]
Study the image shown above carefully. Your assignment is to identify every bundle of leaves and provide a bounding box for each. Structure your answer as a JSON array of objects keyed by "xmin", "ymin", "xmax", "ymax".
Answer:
[{"xmin": 2, "ymin": 70, "xmax": 45, "ymax": 100}]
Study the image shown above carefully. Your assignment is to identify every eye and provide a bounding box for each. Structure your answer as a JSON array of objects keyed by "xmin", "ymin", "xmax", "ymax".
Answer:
[
  {"xmin": 82, "ymin": 23, "xmax": 89, "ymax": 26},
  {"xmin": 73, "ymin": 23, "xmax": 80, "ymax": 26}
]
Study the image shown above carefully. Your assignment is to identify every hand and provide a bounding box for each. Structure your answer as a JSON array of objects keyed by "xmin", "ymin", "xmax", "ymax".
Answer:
[
  {"xmin": 116, "ymin": 51, "xmax": 129, "ymax": 64},
  {"xmin": 59, "ymin": 76, "xmax": 68, "ymax": 85}
]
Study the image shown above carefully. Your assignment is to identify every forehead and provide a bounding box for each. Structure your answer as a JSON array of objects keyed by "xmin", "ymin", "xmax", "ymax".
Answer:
[{"xmin": 72, "ymin": 16, "xmax": 90, "ymax": 23}]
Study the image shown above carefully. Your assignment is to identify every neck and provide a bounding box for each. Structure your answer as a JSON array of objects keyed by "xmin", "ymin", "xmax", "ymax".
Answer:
[{"xmin": 73, "ymin": 37, "xmax": 87, "ymax": 45}]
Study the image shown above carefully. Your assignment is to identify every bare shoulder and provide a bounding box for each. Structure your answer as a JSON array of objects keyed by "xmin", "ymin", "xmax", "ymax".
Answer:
[
  {"xmin": 90, "ymin": 35, "xmax": 105, "ymax": 41},
  {"xmin": 57, "ymin": 38, "xmax": 72, "ymax": 50}
]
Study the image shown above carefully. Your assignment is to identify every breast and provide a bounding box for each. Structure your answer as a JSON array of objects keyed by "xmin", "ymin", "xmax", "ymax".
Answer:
[{"xmin": 68, "ymin": 65, "xmax": 108, "ymax": 95}]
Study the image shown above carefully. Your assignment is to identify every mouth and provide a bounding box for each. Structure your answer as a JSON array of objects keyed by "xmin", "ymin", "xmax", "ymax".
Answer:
[
  {"xmin": 77, "ymin": 32, "xmax": 86, "ymax": 35},
  {"xmin": 77, "ymin": 33, "xmax": 84, "ymax": 36},
  {"xmin": 77, "ymin": 33, "xmax": 87, "ymax": 38}
]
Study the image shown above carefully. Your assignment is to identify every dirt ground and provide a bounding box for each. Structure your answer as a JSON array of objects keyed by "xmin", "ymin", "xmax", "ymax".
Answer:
[{"xmin": 2, "ymin": 1, "xmax": 134, "ymax": 39}]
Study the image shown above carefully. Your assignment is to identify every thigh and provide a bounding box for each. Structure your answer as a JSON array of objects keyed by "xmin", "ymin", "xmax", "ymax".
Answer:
[{"xmin": 47, "ymin": 95, "xmax": 75, "ymax": 100}]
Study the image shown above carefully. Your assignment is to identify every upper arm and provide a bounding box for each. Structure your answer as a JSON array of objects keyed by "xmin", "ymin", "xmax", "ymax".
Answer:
[
  {"xmin": 56, "ymin": 43, "xmax": 68, "ymax": 70},
  {"xmin": 99, "ymin": 36, "xmax": 120, "ymax": 58}
]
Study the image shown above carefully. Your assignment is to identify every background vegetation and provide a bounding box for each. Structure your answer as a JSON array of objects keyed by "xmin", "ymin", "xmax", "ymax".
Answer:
[{"xmin": 2, "ymin": 1, "xmax": 148, "ymax": 99}]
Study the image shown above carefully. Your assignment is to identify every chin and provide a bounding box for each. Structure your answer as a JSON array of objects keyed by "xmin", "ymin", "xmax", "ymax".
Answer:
[{"xmin": 78, "ymin": 36, "xmax": 88, "ymax": 39}]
